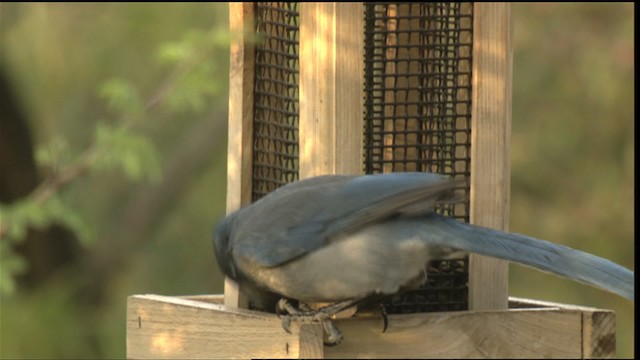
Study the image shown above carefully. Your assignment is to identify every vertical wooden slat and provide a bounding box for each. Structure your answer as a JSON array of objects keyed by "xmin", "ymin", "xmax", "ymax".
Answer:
[
  {"xmin": 582, "ymin": 310, "xmax": 616, "ymax": 358},
  {"xmin": 225, "ymin": 2, "xmax": 255, "ymax": 309},
  {"xmin": 299, "ymin": 2, "xmax": 365, "ymax": 178},
  {"xmin": 298, "ymin": 324, "xmax": 325, "ymax": 358},
  {"xmin": 469, "ymin": 3, "xmax": 513, "ymax": 310},
  {"xmin": 290, "ymin": 3, "xmax": 366, "ymax": 353}
]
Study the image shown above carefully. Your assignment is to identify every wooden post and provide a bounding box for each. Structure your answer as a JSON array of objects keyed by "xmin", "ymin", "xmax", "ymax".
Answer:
[
  {"xmin": 299, "ymin": 2, "xmax": 365, "ymax": 178},
  {"xmin": 469, "ymin": 3, "xmax": 513, "ymax": 310},
  {"xmin": 225, "ymin": 2, "xmax": 255, "ymax": 309}
]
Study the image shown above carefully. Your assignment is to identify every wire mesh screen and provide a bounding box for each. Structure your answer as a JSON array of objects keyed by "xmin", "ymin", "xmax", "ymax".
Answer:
[
  {"xmin": 252, "ymin": 2, "xmax": 300, "ymax": 201},
  {"xmin": 364, "ymin": 2, "xmax": 474, "ymax": 313}
]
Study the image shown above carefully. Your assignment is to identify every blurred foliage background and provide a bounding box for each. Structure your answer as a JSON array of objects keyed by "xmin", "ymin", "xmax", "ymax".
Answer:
[{"xmin": 0, "ymin": 3, "xmax": 634, "ymax": 358}]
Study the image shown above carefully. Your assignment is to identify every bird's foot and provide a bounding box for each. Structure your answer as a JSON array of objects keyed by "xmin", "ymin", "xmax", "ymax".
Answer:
[
  {"xmin": 379, "ymin": 303, "xmax": 389, "ymax": 333},
  {"xmin": 276, "ymin": 298, "xmax": 358, "ymax": 346}
]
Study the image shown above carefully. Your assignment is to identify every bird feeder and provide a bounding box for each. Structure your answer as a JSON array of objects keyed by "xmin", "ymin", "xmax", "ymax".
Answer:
[{"xmin": 127, "ymin": 3, "xmax": 616, "ymax": 358}]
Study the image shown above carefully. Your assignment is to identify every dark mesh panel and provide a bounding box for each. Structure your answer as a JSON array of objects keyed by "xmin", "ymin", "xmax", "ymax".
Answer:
[
  {"xmin": 253, "ymin": 2, "xmax": 300, "ymax": 201},
  {"xmin": 364, "ymin": 2, "xmax": 474, "ymax": 313}
]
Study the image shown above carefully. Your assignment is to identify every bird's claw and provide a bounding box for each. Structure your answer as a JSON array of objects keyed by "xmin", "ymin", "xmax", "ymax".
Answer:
[
  {"xmin": 276, "ymin": 298, "xmax": 296, "ymax": 334},
  {"xmin": 322, "ymin": 319, "xmax": 343, "ymax": 346},
  {"xmin": 275, "ymin": 298, "xmax": 356, "ymax": 345},
  {"xmin": 380, "ymin": 303, "xmax": 389, "ymax": 333},
  {"xmin": 280, "ymin": 315, "xmax": 293, "ymax": 334}
]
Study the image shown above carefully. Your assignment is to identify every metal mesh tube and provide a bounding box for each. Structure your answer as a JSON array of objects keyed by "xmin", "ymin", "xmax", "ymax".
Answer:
[
  {"xmin": 252, "ymin": 2, "xmax": 300, "ymax": 201},
  {"xmin": 364, "ymin": 2, "xmax": 474, "ymax": 313}
]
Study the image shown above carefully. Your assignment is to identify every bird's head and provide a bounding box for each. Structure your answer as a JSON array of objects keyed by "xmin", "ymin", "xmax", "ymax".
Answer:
[{"xmin": 212, "ymin": 213, "xmax": 239, "ymax": 280}]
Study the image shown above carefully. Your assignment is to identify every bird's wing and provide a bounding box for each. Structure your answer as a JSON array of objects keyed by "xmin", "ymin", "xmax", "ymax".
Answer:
[
  {"xmin": 233, "ymin": 172, "xmax": 463, "ymax": 268},
  {"xmin": 322, "ymin": 172, "xmax": 464, "ymax": 239}
]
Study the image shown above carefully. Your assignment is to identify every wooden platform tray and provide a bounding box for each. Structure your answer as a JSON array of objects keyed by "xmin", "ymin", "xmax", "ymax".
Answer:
[{"xmin": 126, "ymin": 294, "xmax": 614, "ymax": 359}]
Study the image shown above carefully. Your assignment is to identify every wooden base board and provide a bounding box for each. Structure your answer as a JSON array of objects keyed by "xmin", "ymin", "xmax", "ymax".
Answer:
[{"xmin": 126, "ymin": 294, "xmax": 614, "ymax": 359}]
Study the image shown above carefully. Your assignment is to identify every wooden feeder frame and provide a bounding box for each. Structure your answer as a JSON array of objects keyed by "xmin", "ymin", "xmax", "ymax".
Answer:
[{"xmin": 127, "ymin": 3, "xmax": 616, "ymax": 358}]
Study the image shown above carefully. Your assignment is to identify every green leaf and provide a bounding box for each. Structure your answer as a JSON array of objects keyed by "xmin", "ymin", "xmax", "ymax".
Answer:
[
  {"xmin": 156, "ymin": 42, "xmax": 193, "ymax": 65},
  {"xmin": 99, "ymin": 78, "xmax": 143, "ymax": 117},
  {"xmin": 35, "ymin": 137, "xmax": 70, "ymax": 168},
  {"xmin": 0, "ymin": 196, "xmax": 95, "ymax": 246},
  {"xmin": 93, "ymin": 122, "xmax": 163, "ymax": 183},
  {"xmin": 1, "ymin": 201, "xmax": 40, "ymax": 243},
  {"xmin": 45, "ymin": 197, "xmax": 95, "ymax": 246},
  {"xmin": 0, "ymin": 241, "xmax": 28, "ymax": 296}
]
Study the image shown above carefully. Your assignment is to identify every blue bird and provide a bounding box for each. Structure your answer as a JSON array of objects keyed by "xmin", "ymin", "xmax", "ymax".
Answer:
[{"xmin": 213, "ymin": 172, "xmax": 634, "ymax": 344}]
